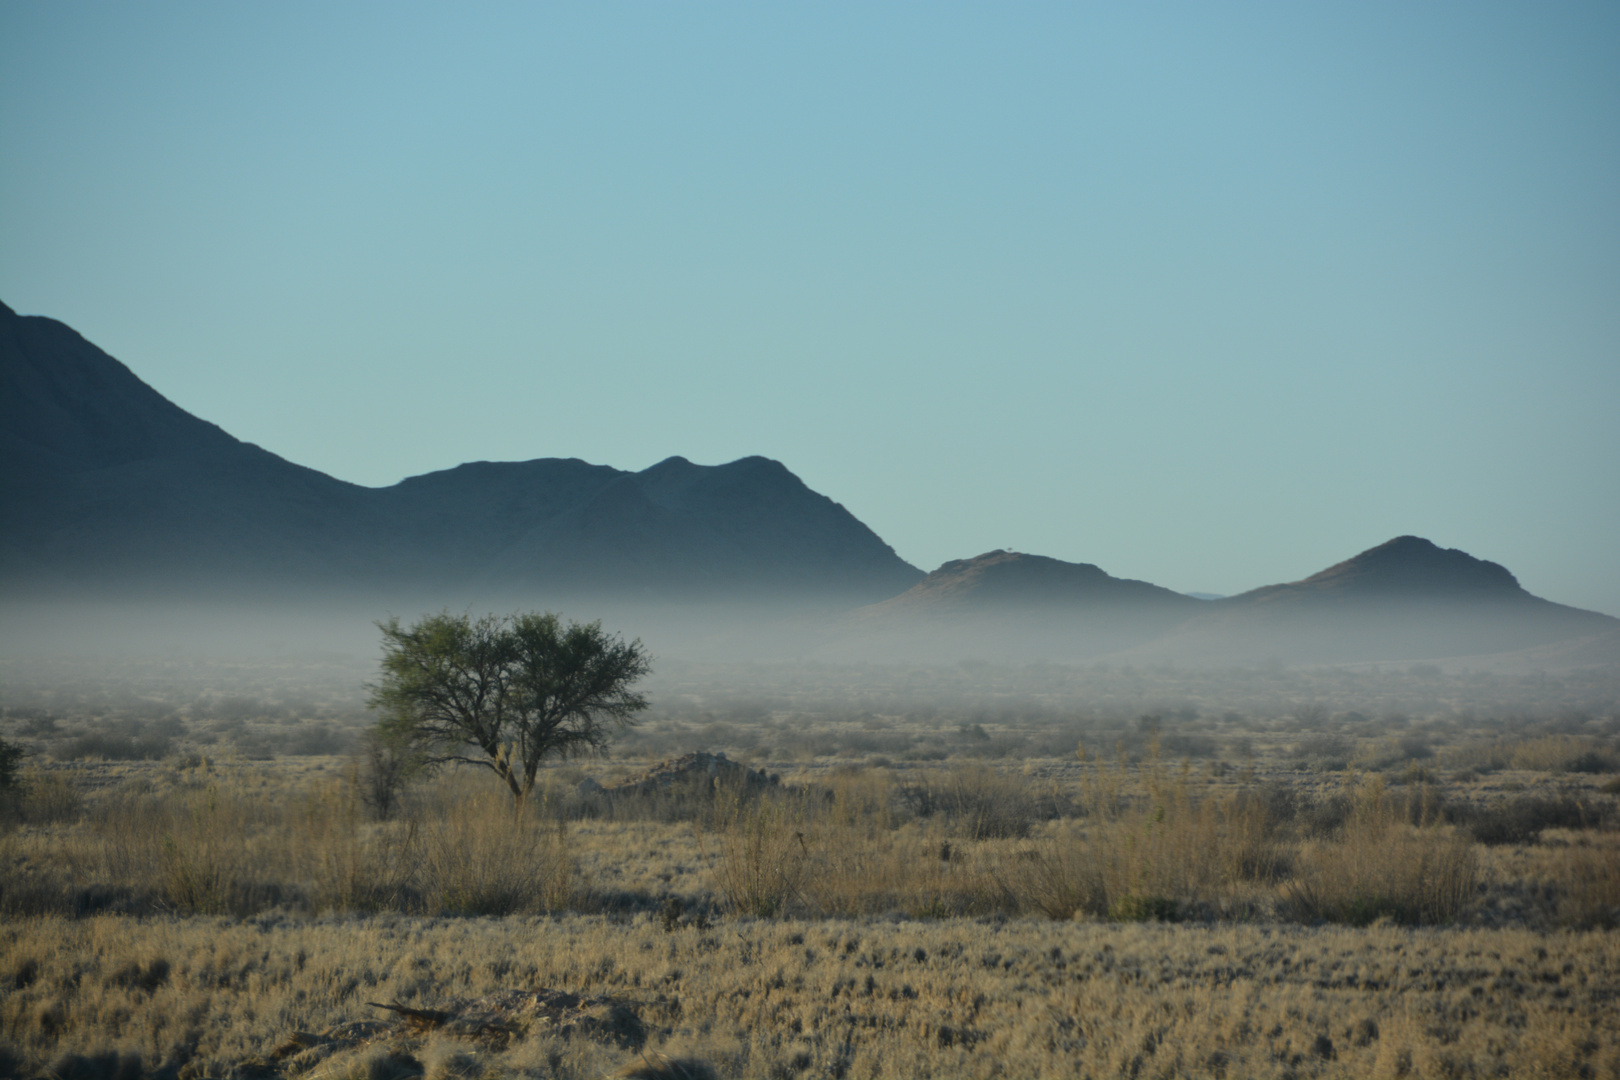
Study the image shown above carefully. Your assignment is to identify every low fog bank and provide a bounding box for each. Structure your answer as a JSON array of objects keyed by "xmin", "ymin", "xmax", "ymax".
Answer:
[
  {"xmin": 4, "ymin": 633, "xmax": 1617, "ymax": 777},
  {"xmin": 4, "ymin": 595, "xmax": 1618, "ymax": 754},
  {"xmin": 0, "ymin": 591, "xmax": 856, "ymax": 668},
  {"xmin": 5, "ymin": 588, "xmax": 1620, "ymax": 674},
  {"xmin": 831, "ymin": 599, "xmax": 1620, "ymax": 671},
  {"xmin": 5, "ymin": 586, "xmax": 1618, "ymax": 792}
]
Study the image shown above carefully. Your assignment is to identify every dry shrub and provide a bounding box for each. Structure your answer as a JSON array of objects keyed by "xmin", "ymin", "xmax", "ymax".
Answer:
[
  {"xmin": 897, "ymin": 763, "xmax": 1037, "ymax": 839},
  {"xmin": 1286, "ymin": 776, "xmax": 1477, "ymax": 925},
  {"xmin": 94, "ymin": 782, "xmax": 252, "ymax": 914},
  {"xmin": 1, "ymin": 767, "xmax": 83, "ymax": 826},
  {"xmin": 1445, "ymin": 734, "xmax": 1620, "ymax": 774},
  {"xmin": 296, "ymin": 780, "xmax": 418, "ymax": 912},
  {"xmin": 413, "ymin": 782, "xmax": 575, "ymax": 916},
  {"xmin": 1017, "ymin": 813, "xmax": 1203, "ymax": 921},
  {"xmin": 800, "ymin": 819, "xmax": 1013, "ymax": 918},
  {"xmin": 57, "ymin": 731, "xmax": 173, "ymax": 761},
  {"xmin": 1461, "ymin": 793, "xmax": 1608, "ymax": 845},
  {"xmin": 612, "ymin": 1052, "xmax": 718, "ymax": 1079},
  {"xmin": 1543, "ymin": 839, "xmax": 1620, "ymax": 929},
  {"xmin": 0, "ymin": 767, "xmax": 576, "ymax": 918},
  {"xmin": 712, "ymin": 790, "xmax": 810, "ymax": 917},
  {"xmin": 1018, "ymin": 769, "xmax": 1286, "ymax": 921},
  {"xmin": 714, "ymin": 770, "xmax": 1017, "ymax": 918},
  {"xmin": 85, "ymin": 775, "xmax": 424, "ymax": 915},
  {"xmin": 824, "ymin": 767, "xmax": 899, "ymax": 835}
]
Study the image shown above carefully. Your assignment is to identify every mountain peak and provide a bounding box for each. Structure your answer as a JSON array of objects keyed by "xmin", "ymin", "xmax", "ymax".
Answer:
[
  {"xmin": 0, "ymin": 302, "xmax": 923, "ymax": 603},
  {"xmin": 1294, "ymin": 535, "xmax": 1524, "ymax": 597},
  {"xmin": 876, "ymin": 549, "xmax": 1194, "ymax": 610}
]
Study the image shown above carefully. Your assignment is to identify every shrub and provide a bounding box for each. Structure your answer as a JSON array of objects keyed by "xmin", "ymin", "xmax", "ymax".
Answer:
[
  {"xmin": 413, "ymin": 786, "xmax": 574, "ymax": 915},
  {"xmin": 353, "ymin": 728, "xmax": 422, "ymax": 821},
  {"xmin": 1284, "ymin": 778, "xmax": 1477, "ymax": 925},
  {"xmin": 1109, "ymin": 894, "xmax": 1179, "ymax": 922},
  {"xmin": 1, "ymin": 768, "xmax": 82, "ymax": 825},
  {"xmin": 1456, "ymin": 794, "xmax": 1606, "ymax": 846},
  {"xmin": 713, "ymin": 792, "xmax": 809, "ymax": 917},
  {"xmin": 285, "ymin": 723, "xmax": 352, "ymax": 756},
  {"xmin": 1444, "ymin": 735, "xmax": 1620, "ymax": 775},
  {"xmin": 0, "ymin": 740, "xmax": 25, "ymax": 821},
  {"xmin": 57, "ymin": 732, "xmax": 172, "ymax": 761},
  {"xmin": 897, "ymin": 764, "xmax": 1038, "ymax": 840},
  {"xmin": 1545, "ymin": 841, "xmax": 1620, "ymax": 929},
  {"xmin": 0, "ymin": 739, "xmax": 23, "ymax": 789},
  {"xmin": 1019, "ymin": 774, "xmax": 1285, "ymax": 921}
]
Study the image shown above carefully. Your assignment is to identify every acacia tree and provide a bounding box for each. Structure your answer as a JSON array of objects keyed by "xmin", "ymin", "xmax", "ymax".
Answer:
[{"xmin": 369, "ymin": 611, "xmax": 650, "ymax": 803}]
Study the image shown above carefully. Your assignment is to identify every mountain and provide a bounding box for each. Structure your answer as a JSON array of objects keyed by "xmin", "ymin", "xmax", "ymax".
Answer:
[
  {"xmin": 828, "ymin": 539, "xmax": 1618, "ymax": 666},
  {"xmin": 5, "ymin": 298, "xmax": 1612, "ymax": 666},
  {"xmin": 830, "ymin": 550, "xmax": 1205, "ymax": 660},
  {"xmin": 0, "ymin": 300, "xmax": 922, "ymax": 604},
  {"xmin": 861, "ymin": 549, "xmax": 1199, "ymax": 613},
  {"xmin": 1240, "ymin": 535, "xmax": 1524, "ymax": 601},
  {"xmin": 1115, "ymin": 536, "xmax": 1619, "ymax": 665}
]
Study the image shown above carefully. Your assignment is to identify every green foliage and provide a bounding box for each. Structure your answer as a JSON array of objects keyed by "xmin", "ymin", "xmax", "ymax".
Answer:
[
  {"xmin": 1109, "ymin": 895, "xmax": 1180, "ymax": 922},
  {"xmin": 0, "ymin": 739, "xmax": 23, "ymax": 789},
  {"xmin": 370, "ymin": 611, "xmax": 651, "ymax": 802},
  {"xmin": 353, "ymin": 727, "xmax": 424, "ymax": 821},
  {"xmin": 0, "ymin": 738, "xmax": 26, "ymax": 821}
]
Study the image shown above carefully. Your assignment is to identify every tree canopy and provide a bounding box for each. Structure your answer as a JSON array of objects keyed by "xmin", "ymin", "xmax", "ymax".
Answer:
[{"xmin": 369, "ymin": 611, "xmax": 651, "ymax": 802}]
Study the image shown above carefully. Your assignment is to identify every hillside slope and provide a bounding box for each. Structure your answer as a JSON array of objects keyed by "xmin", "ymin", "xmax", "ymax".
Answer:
[
  {"xmin": 0, "ymin": 300, "xmax": 921, "ymax": 604},
  {"xmin": 830, "ymin": 550, "xmax": 1205, "ymax": 660},
  {"xmin": 1117, "ymin": 536, "xmax": 1619, "ymax": 665}
]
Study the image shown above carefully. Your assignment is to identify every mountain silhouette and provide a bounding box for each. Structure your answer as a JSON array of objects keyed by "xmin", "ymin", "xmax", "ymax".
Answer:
[
  {"xmin": 1116, "ymin": 536, "xmax": 1618, "ymax": 665},
  {"xmin": 863, "ymin": 549, "xmax": 1199, "ymax": 612},
  {"xmin": 1238, "ymin": 535, "xmax": 1526, "ymax": 601},
  {"xmin": 4, "ymin": 298, "xmax": 1613, "ymax": 666},
  {"xmin": 0, "ymin": 300, "xmax": 922, "ymax": 604},
  {"xmin": 829, "ymin": 539, "xmax": 1616, "ymax": 665},
  {"xmin": 832, "ymin": 550, "xmax": 1204, "ymax": 660}
]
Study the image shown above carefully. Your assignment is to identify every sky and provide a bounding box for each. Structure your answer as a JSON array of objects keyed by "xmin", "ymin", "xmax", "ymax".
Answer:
[{"xmin": 3, "ymin": 2, "xmax": 1618, "ymax": 615}]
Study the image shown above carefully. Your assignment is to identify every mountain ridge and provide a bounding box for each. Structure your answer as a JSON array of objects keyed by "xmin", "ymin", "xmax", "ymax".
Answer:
[
  {"xmin": 4, "ymin": 298, "xmax": 1615, "ymax": 667},
  {"xmin": 1227, "ymin": 535, "xmax": 1530, "ymax": 606},
  {"xmin": 825, "ymin": 541, "xmax": 1619, "ymax": 666},
  {"xmin": 0, "ymin": 300, "xmax": 922, "ymax": 603}
]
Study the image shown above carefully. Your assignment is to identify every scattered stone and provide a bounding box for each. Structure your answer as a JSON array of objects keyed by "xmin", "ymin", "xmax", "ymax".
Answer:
[
  {"xmin": 365, "ymin": 989, "xmax": 648, "ymax": 1049},
  {"xmin": 612, "ymin": 1053, "xmax": 719, "ymax": 1079},
  {"xmin": 606, "ymin": 751, "xmax": 775, "ymax": 798},
  {"xmin": 265, "ymin": 988, "xmax": 654, "ymax": 1075}
]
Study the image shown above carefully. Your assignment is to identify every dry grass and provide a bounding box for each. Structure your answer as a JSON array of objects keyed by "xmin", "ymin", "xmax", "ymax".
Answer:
[
  {"xmin": 5, "ymin": 652, "xmax": 1620, "ymax": 1076},
  {"xmin": 4, "ymin": 757, "xmax": 1615, "ymax": 933},
  {"xmin": 1284, "ymin": 777, "xmax": 1479, "ymax": 926},
  {"xmin": 1444, "ymin": 733, "xmax": 1620, "ymax": 774},
  {"xmin": 0, "ymin": 768, "xmax": 573, "ymax": 919},
  {"xmin": 4, "ymin": 913, "xmax": 1619, "ymax": 1079}
]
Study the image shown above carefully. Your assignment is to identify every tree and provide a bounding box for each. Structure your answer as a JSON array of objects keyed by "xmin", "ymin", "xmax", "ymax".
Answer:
[
  {"xmin": 353, "ymin": 726, "xmax": 423, "ymax": 821},
  {"xmin": 369, "ymin": 611, "xmax": 651, "ymax": 803},
  {"xmin": 0, "ymin": 738, "xmax": 23, "ymax": 790},
  {"xmin": 0, "ymin": 737, "xmax": 26, "ymax": 821}
]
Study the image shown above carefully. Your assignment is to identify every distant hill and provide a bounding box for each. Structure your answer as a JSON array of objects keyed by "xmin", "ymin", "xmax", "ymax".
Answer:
[
  {"xmin": 5, "ymin": 298, "xmax": 1613, "ymax": 667},
  {"xmin": 0, "ymin": 299, "xmax": 922, "ymax": 604},
  {"xmin": 861, "ymin": 550, "xmax": 1198, "ymax": 613},
  {"xmin": 1114, "ymin": 536, "xmax": 1619, "ymax": 666},
  {"xmin": 1239, "ymin": 536, "xmax": 1525, "ymax": 601},
  {"xmin": 831, "ymin": 550, "xmax": 1204, "ymax": 660},
  {"xmin": 829, "ymin": 539, "xmax": 1618, "ymax": 666}
]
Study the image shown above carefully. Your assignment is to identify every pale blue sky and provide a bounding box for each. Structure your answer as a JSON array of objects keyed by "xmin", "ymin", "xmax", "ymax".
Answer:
[{"xmin": 4, "ymin": 2, "xmax": 1618, "ymax": 614}]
